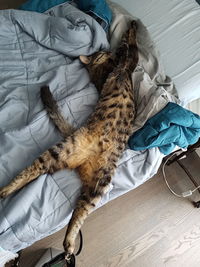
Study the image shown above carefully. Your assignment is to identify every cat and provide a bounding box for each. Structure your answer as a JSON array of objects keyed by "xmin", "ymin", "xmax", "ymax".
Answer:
[{"xmin": 0, "ymin": 20, "xmax": 139, "ymax": 259}]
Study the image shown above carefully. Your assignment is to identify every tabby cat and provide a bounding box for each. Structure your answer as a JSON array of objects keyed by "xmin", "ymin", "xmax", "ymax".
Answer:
[{"xmin": 0, "ymin": 21, "xmax": 138, "ymax": 258}]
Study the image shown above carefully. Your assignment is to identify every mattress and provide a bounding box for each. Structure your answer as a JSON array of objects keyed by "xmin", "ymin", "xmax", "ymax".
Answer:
[{"xmin": 112, "ymin": 0, "xmax": 200, "ymax": 106}]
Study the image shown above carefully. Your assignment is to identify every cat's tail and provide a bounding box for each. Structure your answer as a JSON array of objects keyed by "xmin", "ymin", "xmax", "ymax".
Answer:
[{"xmin": 40, "ymin": 86, "xmax": 73, "ymax": 138}]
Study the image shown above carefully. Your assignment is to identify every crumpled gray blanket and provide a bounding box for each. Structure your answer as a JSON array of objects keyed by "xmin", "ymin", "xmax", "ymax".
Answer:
[{"xmin": 0, "ymin": 2, "xmax": 176, "ymax": 252}]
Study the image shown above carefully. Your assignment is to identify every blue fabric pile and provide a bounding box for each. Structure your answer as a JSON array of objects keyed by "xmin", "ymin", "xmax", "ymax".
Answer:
[
  {"xmin": 129, "ymin": 103, "xmax": 200, "ymax": 155},
  {"xmin": 19, "ymin": 0, "xmax": 112, "ymax": 31}
]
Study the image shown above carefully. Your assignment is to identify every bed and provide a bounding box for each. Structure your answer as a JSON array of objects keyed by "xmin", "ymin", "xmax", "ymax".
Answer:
[{"xmin": 0, "ymin": 0, "xmax": 200, "ymax": 252}]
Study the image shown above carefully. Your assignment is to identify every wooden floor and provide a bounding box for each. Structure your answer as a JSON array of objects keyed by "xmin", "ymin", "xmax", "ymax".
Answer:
[
  {"xmin": 0, "ymin": 0, "xmax": 25, "ymax": 9},
  {"xmin": 16, "ymin": 152, "xmax": 200, "ymax": 267}
]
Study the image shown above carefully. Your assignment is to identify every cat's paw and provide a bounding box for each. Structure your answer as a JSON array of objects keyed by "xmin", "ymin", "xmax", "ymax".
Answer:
[
  {"xmin": 63, "ymin": 238, "xmax": 75, "ymax": 258},
  {"xmin": 0, "ymin": 187, "xmax": 10, "ymax": 199},
  {"xmin": 131, "ymin": 20, "xmax": 137, "ymax": 30}
]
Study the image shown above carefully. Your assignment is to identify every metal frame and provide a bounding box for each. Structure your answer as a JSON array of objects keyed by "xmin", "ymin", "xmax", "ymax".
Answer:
[{"xmin": 166, "ymin": 138, "xmax": 200, "ymax": 207}]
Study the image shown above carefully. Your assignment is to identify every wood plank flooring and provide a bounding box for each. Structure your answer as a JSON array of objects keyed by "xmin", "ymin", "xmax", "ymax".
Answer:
[
  {"xmin": 18, "ymin": 152, "xmax": 200, "ymax": 267},
  {"xmin": 0, "ymin": 0, "xmax": 25, "ymax": 9}
]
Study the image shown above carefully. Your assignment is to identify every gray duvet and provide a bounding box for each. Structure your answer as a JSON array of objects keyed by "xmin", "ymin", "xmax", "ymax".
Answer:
[{"xmin": 0, "ymin": 2, "xmax": 174, "ymax": 252}]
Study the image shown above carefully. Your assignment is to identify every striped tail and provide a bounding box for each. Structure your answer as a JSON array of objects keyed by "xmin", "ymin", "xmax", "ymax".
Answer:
[{"xmin": 40, "ymin": 86, "xmax": 73, "ymax": 138}]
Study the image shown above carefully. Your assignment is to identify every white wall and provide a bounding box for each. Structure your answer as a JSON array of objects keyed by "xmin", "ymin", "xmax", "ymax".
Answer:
[{"xmin": 187, "ymin": 99, "xmax": 200, "ymax": 116}]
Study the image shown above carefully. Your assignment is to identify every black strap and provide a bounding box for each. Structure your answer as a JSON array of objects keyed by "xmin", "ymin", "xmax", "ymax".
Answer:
[
  {"xmin": 75, "ymin": 230, "xmax": 83, "ymax": 256},
  {"xmin": 43, "ymin": 252, "xmax": 66, "ymax": 267},
  {"xmin": 66, "ymin": 253, "xmax": 76, "ymax": 267}
]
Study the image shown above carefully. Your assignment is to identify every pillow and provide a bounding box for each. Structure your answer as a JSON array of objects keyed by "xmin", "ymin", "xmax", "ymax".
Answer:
[{"xmin": 19, "ymin": 0, "xmax": 70, "ymax": 13}]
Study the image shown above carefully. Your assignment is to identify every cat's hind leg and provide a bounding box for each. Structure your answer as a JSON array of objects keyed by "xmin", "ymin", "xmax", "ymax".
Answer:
[
  {"xmin": 0, "ymin": 143, "xmax": 66, "ymax": 198},
  {"xmin": 63, "ymin": 165, "xmax": 114, "ymax": 257}
]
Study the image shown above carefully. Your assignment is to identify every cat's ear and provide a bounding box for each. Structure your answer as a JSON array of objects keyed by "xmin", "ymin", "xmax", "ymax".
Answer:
[{"xmin": 79, "ymin": 55, "xmax": 91, "ymax": 65}]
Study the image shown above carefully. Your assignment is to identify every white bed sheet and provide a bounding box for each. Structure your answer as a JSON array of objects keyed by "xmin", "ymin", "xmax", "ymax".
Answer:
[{"xmin": 112, "ymin": 0, "xmax": 200, "ymax": 106}]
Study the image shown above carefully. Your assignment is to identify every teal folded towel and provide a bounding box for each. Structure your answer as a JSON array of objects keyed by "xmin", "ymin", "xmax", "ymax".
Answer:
[{"xmin": 129, "ymin": 102, "xmax": 200, "ymax": 155}]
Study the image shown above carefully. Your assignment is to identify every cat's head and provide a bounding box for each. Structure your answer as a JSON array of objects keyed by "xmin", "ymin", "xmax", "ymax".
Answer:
[
  {"xmin": 80, "ymin": 51, "xmax": 113, "ymax": 65},
  {"xmin": 79, "ymin": 51, "xmax": 114, "ymax": 92}
]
